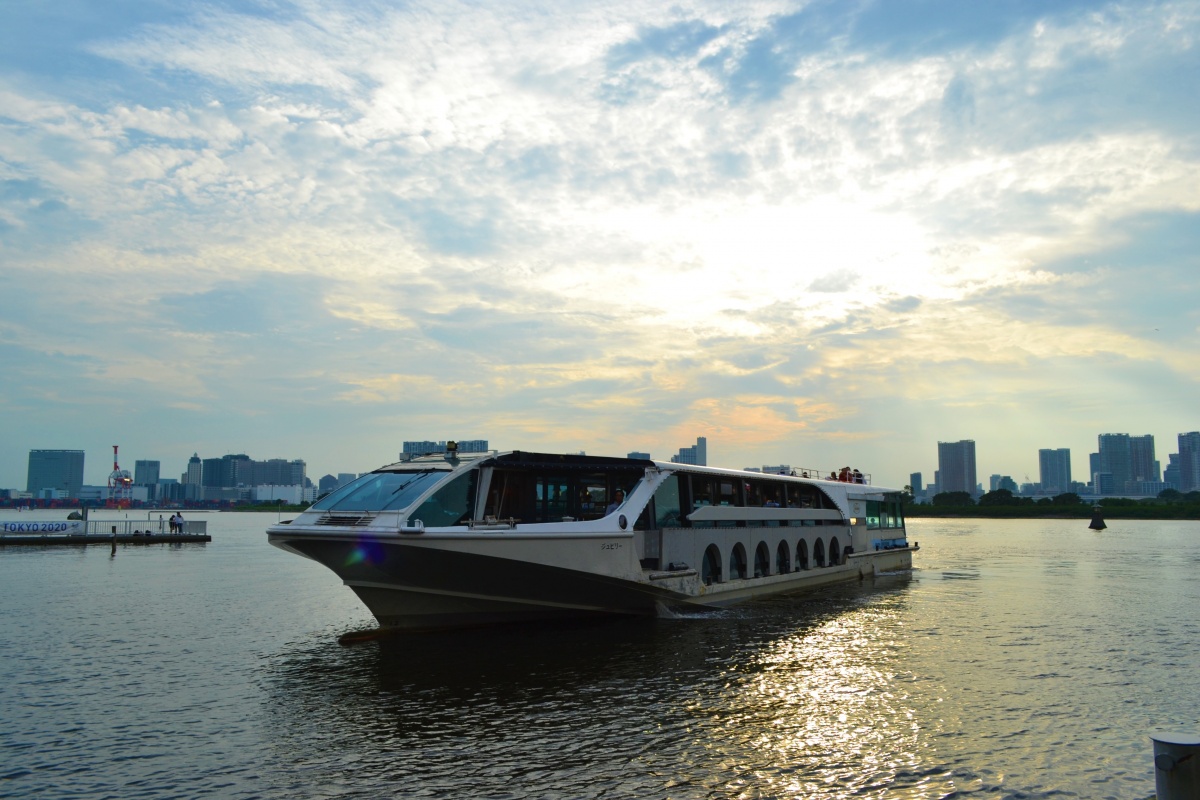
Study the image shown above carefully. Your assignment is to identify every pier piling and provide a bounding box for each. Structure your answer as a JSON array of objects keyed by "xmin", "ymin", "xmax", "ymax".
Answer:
[{"xmin": 1151, "ymin": 730, "xmax": 1200, "ymax": 800}]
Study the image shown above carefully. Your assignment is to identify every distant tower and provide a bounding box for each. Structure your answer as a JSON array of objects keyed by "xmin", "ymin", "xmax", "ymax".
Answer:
[
  {"xmin": 1038, "ymin": 448, "xmax": 1071, "ymax": 495},
  {"xmin": 670, "ymin": 437, "xmax": 708, "ymax": 466},
  {"xmin": 26, "ymin": 449, "xmax": 85, "ymax": 499},
  {"xmin": 937, "ymin": 440, "xmax": 977, "ymax": 497},
  {"xmin": 107, "ymin": 445, "xmax": 134, "ymax": 508},
  {"xmin": 1179, "ymin": 432, "xmax": 1200, "ymax": 491},
  {"xmin": 1097, "ymin": 434, "xmax": 1133, "ymax": 493}
]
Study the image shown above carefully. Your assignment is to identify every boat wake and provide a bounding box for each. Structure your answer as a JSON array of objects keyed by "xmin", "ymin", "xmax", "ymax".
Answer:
[{"xmin": 655, "ymin": 602, "xmax": 727, "ymax": 621}]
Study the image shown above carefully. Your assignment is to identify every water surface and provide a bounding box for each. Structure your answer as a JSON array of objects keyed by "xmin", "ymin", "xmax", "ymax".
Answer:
[{"xmin": 1, "ymin": 511, "xmax": 1195, "ymax": 798}]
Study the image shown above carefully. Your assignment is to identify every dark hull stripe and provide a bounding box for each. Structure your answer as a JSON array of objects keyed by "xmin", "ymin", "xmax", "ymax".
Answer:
[{"xmin": 276, "ymin": 535, "xmax": 914, "ymax": 630}]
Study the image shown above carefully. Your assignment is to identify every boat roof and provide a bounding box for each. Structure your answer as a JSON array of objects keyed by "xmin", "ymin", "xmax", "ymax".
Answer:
[{"xmin": 371, "ymin": 450, "xmax": 900, "ymax": 494}]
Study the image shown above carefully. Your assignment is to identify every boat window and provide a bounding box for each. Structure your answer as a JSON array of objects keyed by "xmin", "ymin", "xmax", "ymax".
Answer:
[
  {"xmin": 796, "ymin": 539, "xmax": 809, "ymax": 570},
  {"xmin": 761, "ymin": 483, "xmax": 783, "ymax": 512},
  {"xmin": 785, "ymin": 483, "xmax": 815, "ymax": 509},
  {"xmin": 652, "ymin": 475, "xmax": 683, "ymax": 527},
  {"xmin": 310, "ymin": 476, "xmax": 364, "ymax": 510},
  {"xmin": 481, "ymin": 466, "xmax": 644, "ymax": 524},
  {"xmin": 701, "ymin": 544, "xmax": 722, "ymax": 585},
  {"xmin": 743, "ymin": 481, "xmax": 764, "ymax": 507},
  {"xmin": 535, "ymin": 477, "xmax": 571, "ymax": 523},
  {"xmin": 729, "ymin": 543, "xmax": 748, "ymax": 579},
  {"xmin": 691, "ymin": 475, "xmax": 714, "ymax": 508},
  {"xmin": 717, "ymin": 480, "xmax": 740, "ymax": 507},
  {"xmin": 785, "ymin": 482, "xmax": 839, "ymax": 511},
  {"xmin": 776, "ymin": 541, "xmax": 791, "ymax": 574},
  {"xmin": 578, "ymin": 473, "xmax": 608, "ymax": 520},
  {"xmin": 867, "ymin": 495, "xmax": 905, "ymax": 529},
  {"xmin": 829, "ymin": 536, "xmax": 841, "ymax": 566},
  {"xmin": 411, "ymin": 470, "xmax": 478, "ymax": 527},
  {"xmin": 813, "ymin": 538, "xmax": 826, "ymax": 567},
  {"xmin": 310, "ymin": 470, "xmax": 444, "ymax": 512},
  {"xmin": 754, "ymin": 542, "xmax": 770, "ymax": 578},
  {"xmin": 484, "ymin": 470, "xmax": 532, "ymax": 521}
]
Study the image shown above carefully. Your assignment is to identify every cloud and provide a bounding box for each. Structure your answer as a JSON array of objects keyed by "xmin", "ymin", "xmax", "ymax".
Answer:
[{"xmin": 1, "ymin": 0, "xmax": 1199, "ymax": 487}]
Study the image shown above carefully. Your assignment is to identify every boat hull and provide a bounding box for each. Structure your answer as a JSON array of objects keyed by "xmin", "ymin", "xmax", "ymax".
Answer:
[{"xmin": 270, "ymin": 531, "xmax": 915, "ymax": 631}]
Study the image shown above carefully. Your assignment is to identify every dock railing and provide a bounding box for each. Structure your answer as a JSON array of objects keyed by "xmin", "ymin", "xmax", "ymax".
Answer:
[{"xmin": 83, "ymin": 519, "xmax": 208, "ymax": 536}]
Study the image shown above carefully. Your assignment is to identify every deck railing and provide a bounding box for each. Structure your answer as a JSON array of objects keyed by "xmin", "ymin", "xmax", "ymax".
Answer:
[
  {"xmin": 83, "ymin": 519, "xmax": 208, "ymax": 536},
  {"xmin": 763, "ymin": 467, "xmax": 872, "ymax": 484}
]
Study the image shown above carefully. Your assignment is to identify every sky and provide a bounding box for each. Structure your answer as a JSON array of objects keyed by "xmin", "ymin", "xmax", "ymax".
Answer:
[{"xmin": 2, "ymin": 0, "xmax": 1198, "ymax": 491}]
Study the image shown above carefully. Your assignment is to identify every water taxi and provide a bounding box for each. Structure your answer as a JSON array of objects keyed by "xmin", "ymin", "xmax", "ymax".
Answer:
[{"xmin": 266, "ymin": 446, "xmax": 915, "ymax": 630}]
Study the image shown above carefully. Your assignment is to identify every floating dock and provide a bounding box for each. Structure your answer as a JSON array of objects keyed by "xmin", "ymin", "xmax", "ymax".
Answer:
[
  {"xmin": 1, "ymin": 518, "xmax": 210, "ymax": 546},
  {"xmin": 1, "ymin": 533, "xmax": 210, "ymax": 546}
]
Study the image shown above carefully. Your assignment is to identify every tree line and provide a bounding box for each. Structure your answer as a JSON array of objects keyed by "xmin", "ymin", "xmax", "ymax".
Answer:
[{"xmin": 904, "ymin": 489, "xmax": 1200, "ymax": 519}]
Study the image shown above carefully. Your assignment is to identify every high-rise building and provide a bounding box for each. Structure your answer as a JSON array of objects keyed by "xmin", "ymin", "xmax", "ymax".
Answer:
[
  {"xmin": 1097, "ymin": 434, "xmax": 1132, "ymax": 493},
  {"xmin": 202, "ymin": 454, "xmax": 251, "ymax": 488},
  {"xmin": 402, "ymin": 440, "xmax": 489, "ymax": 459},
  {"xmin": 1097, "ymin": 433, "xmax": 1157, "ymax": 492},
  {"xmin": 184, "ymin": 453, "xmax": 202, "ymax": 486},
  {"xmin": 1179, "ymin": 432, "xmax": 1200, "ymax": 492},
  {"xmin": 196, "ymin": 455, "xmax": 305, "ymax": 489},
  {"xmin": 134, "ymin": 460, "xmax": 161, "ymax": 486},
  {"xmin": 1164, "ymin": 453, "xmax": 1182, "ymax": 491},
  {"xmin": 937, "ymin": 440, "xmax": 977, "ymax": 496},
  {"xmin": 402, "ymin": 440, "xmax": 441, "ymax": 457},
  {"xmin": 909, "ymin": 472, "xmax": 923, "ymax": 495},
  {"xmin": 628, "ymin": 451, "xmax": 651, "ymax": 460},
  {"xmin": 1129, "ymin": 435, "xmax": 1158, "ymax": 483},
  {"xmin": 26, "ymin": 450, "xmax": 85, "ymax": 499},
  {"xmin": 242, "ymin": 458, "xmax": 306, "ymax": 486},
  {"xmin": 670, "ymin": 437, "xmax": 708, "ymax": 466},
  {"xmin": 1038, "ymin": 448, "xmax": 1071, "ymax": 495},
  {"xmin": 989, "ymin": 474, "xmax": 1017, "ymax": 492}
]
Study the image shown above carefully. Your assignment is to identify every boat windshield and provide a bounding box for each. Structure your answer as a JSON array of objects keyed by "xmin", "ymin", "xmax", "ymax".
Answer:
[{"xmin": 309, "ymin": 470, "xmax": 448, "ymax": 512}]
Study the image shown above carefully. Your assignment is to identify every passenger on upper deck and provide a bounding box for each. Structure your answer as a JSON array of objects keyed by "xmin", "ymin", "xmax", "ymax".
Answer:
[{"xmin": 606, "ymin": 489, "xmax": 625, "ymax": 515}]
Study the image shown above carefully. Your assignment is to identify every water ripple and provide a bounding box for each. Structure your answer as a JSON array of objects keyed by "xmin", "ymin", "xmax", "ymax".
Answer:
[{"xmin": 2, "ymin": 514, "xmax": 1193, "ymax": 799}]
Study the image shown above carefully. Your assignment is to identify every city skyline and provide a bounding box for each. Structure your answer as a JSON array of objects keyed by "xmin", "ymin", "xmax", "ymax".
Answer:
[
  {"xmin": 9, "ymin": 426, "xmax": 1199, "ymax": 496},
  {"xmin": 3, "ymin": 2, "xmax": 1198, "ymax": 493}
]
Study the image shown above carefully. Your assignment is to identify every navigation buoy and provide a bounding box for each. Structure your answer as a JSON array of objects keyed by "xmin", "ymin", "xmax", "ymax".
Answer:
[{"xmin": 1089, "ymin": 504, "xmax": 1106, "ymax": 530}]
